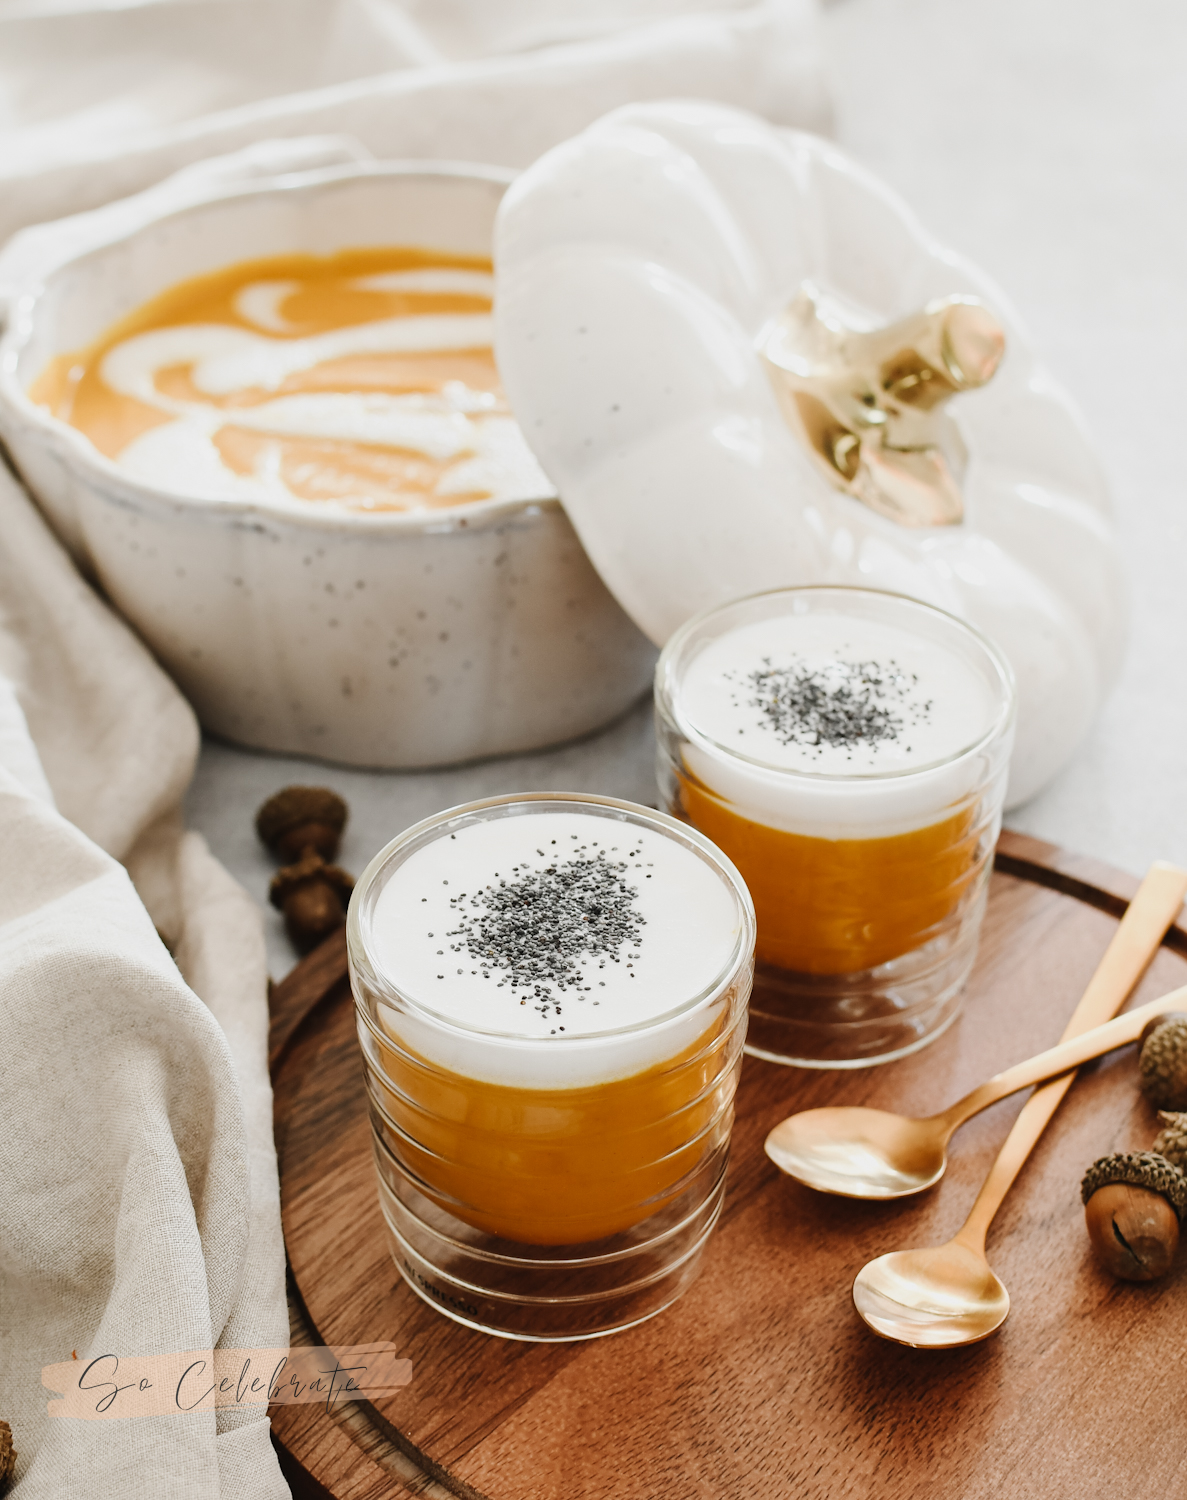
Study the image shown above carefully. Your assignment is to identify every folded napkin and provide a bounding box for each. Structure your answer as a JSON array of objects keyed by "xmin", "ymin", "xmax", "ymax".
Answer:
[{"xmin": 0, "ymin": 461, "xmax": 288, "ymax": 1497}]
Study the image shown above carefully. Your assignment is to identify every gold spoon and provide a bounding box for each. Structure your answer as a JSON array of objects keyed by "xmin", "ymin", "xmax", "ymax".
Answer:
[
  {"xmin": 767, "ymin": 991, "xmax": 1184, "ymax": 1199},
  {"xmin": 852, "ymin": 861, "xmax": 1187, "ymax": 1348},
  {"xmin": 766, "ymin": 862, "xmax": 1187, "ymax": 1200}
]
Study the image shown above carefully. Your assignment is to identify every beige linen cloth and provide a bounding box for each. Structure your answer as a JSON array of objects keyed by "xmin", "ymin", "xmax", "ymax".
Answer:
[
  {"xmin": 0, "ymin": 0, "xmax": 828, "ymax": 242},
  {"xmin": 0, "ymin": 457, "xmax": 287, "ymax": 1497}
]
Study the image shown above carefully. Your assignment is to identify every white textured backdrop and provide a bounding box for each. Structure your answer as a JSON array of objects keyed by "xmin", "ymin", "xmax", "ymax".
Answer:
[{"xmin": 821, "ymin": 0, "xmax": 1187, "ymax": 875}]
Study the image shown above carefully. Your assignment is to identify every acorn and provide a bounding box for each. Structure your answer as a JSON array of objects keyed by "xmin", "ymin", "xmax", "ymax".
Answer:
[
  {"xmin": 255, "ymin": 786, "xmax": 348, "ymax": 863},
  {"xmin": 1139, "ymin": 1008, "xmax": 1187, "ymax": 1049},
  {"xmin": 0, "ymin": 1420, "xmax": 15, "ymax": 1492},
  {"xmin": 1151, "ymin": 1111, "xmax": 1187, "ymax": 1172},
  {"xmin": 269, "ymin": 851, "xmax": 355, "ymax": 954},
  {"xmin": 256, "ymin": 787, "xmax": 354, "ymax": 953},
  {"xmin": 1139, "ymin": 1016, "xmax": 1187, "ymax": 1110},
  {"xmin": 1081, "ymin": 1151, "xmax": 1187, "ymax": 1281}
]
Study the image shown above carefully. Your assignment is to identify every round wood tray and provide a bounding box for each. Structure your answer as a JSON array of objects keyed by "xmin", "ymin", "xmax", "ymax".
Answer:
[{"xmin": 268, "ymin": 832, "xmax": 1187, "ymax": 1499}]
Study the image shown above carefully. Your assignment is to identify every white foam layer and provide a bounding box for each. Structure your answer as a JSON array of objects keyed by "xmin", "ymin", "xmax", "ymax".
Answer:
[
  {"xmin": 362, "ymin": 808, "xmax": 748, "ymax": 1088},
  {"xmin": 675, "ymin": 608, "xmax": 1008, "ymax": 839},
  {"xmin": 682, "ymin": 615, "xmax": 993, "ymax": 774}
]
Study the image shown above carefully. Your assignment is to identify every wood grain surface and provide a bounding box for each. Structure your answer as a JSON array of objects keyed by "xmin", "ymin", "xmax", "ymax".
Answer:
[{"xmin": 269, "ymin": 833, "xmax": 1187, "ymax": 1499}]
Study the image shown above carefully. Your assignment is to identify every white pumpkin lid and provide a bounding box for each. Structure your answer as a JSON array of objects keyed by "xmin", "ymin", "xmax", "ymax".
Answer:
[{"xmin": 492, "ymin": 100, "xmax": 1126, "ymax": 805}]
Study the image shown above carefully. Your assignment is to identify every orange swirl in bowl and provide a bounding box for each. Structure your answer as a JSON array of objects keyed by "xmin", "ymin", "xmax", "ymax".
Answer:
[{"xmin": 31, "ymin": 246, "xmax": 553, "ymax": 513}]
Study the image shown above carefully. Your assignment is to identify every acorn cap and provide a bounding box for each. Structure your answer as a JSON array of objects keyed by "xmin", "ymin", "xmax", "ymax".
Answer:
[
  {"xmin": 256, "ymin": 786, "xmax": 348, "ymax": 861},
  {"xmin": 1140, "ymin": 1008, "xmax": 1187, "ymax": 1049},
  {"xmin": 1152, "ymin": 1111, "xmax": 1187, "ymax": 1173},
  {"xmin": 1081, "ymin": 1150, "xmax": 1187, "ymax": 1219},
  {"xmin": 0, "ymin": 1419, "xmax": 15, "ymax": 1490},
  {"xmin": 1139, "ymin": 1016, "xmax": 1187, "ymax": 1111},
  {"xmin": 269, "ymin": 852, "xmax": 354, "ymax": 911}
]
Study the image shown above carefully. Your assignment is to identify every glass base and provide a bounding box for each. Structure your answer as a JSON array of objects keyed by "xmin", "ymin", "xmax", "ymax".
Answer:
[
  {"xmin": 744, "ymin": 887, "xmax": 986, "ymax": 1068},
  {"xmin": 373, "ymin": 1137, "xmax": 729, "ymax": 1341}
]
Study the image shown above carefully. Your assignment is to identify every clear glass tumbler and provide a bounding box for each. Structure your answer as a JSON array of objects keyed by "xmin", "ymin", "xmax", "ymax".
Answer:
[
  {"xmin": 347, "ymin": 792, "xmax": 755, "ymax": 1340},
  {"xmin": 655, "ymin": 587, "xmax": 1015, "ymax": 1068}
]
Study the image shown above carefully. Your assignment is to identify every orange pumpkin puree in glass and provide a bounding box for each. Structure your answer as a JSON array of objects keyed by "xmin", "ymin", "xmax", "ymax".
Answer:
[
  {"xmin": 372, "ymin": 1015, "xmax": 736, "ymax": 1245},
  {"xmin": 678, "ymin": 776, "xmax": 979, "ymax": 976}
]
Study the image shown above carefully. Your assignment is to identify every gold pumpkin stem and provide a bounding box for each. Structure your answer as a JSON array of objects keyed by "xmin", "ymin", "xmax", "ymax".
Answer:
[{"xmin": 760, "ymin": 286, "xmax": 1006, "ymax": 529}]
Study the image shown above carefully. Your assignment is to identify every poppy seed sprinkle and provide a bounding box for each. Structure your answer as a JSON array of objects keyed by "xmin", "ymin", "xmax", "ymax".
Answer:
[
  {"xmin": 444, "ymin": 843, "xmax": 647, "ymax": 1020},
  {"xmin": 729, "ymin": 654, "xmax": 931, "ymax": 755}
]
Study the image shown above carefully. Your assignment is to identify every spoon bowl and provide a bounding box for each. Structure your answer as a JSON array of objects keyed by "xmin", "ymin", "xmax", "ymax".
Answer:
[
  {"xmin": 852, "ymin": 1243, "xmax": 1010, "ymax": 1348},
  {"xmin": 765, "ymin": 1108, "xmax": 949, "ymax": 1199}
]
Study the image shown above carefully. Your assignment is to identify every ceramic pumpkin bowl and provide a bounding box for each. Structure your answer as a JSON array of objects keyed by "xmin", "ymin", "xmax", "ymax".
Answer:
[{"xmin": 493, "ymin": 101, "xmax": 1125, "ymax": 805}]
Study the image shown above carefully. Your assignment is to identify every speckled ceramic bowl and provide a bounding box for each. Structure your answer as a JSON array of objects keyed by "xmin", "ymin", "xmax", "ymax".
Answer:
[{"xmin": 0, "ymin": 158, "xmax": 655, "ymax": 767}]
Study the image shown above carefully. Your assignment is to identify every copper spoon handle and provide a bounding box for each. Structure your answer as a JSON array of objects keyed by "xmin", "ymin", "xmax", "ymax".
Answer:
[
  {"xmin": 944, "ymin": 862, "xmax": 1187, "ymax": 1131},
  {"xmin": 936, "ymin": 990, "xmax": 1187, "ymax": 1128},
  {"xmin": 945, "ymin": 986, "xmax": 1187, "ymax": 1124},
  {"xmin": 956, "ymin": 861, "xmax": 1187, "ymax": 1250}
]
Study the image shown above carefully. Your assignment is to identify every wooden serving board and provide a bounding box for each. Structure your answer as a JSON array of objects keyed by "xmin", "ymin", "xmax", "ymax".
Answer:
[{"xmin": 268, "ymin": 832, "xmax": 1187, "ymax": 1500}]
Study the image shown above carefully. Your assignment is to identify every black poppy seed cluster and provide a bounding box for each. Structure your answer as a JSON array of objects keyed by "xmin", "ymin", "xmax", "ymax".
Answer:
[
  {"xmin": 432, "ymin": 833, "xmax": 651, "ymax": 1029},
  {"xmin": 729, "ymin": 653, "xmax": 932, "ymax": 758}
]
